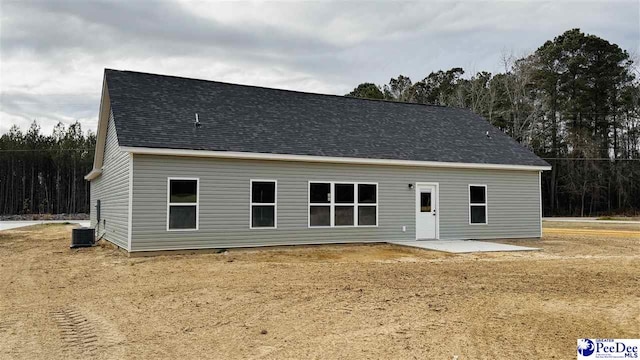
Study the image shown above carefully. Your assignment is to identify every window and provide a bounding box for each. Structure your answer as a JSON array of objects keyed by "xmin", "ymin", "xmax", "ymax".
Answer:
[
  {"xmin": 308, "ymin": 182, "xmax": 377, "ymax": 227},
  {"xmin": 309, "ymin": 182, "xmax": 331, "ymax": 226},
  {"xmin": 335, "ymin": 184, "xmax": 354, "ymax": 226},
  {"xmin": 469, "ymin": 185, "xmax": 487, "ymax": 225},
  {"xmin": 420, "ymin": 192, "xmax": 432, "ymax": 212},
  {"xmin": 167, "ymin": 178, "xmax": 199, "ymax": 231},
  {"xmin": 357, "ymin": 184, "xmax": 377, "ymax": 226},
  {"xmin": 250, "ymin": 180, "xmax": 277, "ymax": 228}
]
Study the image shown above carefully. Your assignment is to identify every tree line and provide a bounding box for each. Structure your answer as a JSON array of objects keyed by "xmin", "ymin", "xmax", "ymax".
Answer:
[
  {"xmin": 347, "ymin": 29, "xmax": 640, "ymax": 216},
  {"xmin": 1, "ymin": 29, "xmax": 638, "ymax": 217},
  {"xmin": 0, "ymin": 121, "xmax": 95, "ymax": 215}
]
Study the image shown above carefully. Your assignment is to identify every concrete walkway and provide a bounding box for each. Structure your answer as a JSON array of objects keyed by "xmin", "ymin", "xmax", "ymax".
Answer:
[
  {"xmin": 543, "ymin": 217, "xmax": 640, "ymax": 224},
  {"xmin": 0, "ymin": 220, "xmax": 90, "ymax": 231},
  {"xmin": 389, "ymin": 240, "xmax": 540, "ymax": 254}
]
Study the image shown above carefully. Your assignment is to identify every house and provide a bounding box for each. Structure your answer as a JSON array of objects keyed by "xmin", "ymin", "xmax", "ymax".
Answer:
[{"xmin": 85, "ymin": 69, "xmax": 551, "ymax": 253}]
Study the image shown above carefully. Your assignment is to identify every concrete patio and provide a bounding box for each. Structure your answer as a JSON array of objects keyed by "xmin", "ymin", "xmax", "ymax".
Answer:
[{"xmin": 389, "ymin": 240, "xmax": 540, "ymax": 253}]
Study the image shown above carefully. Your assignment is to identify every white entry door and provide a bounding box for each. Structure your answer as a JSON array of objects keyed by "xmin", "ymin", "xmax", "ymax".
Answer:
[{"xmin": 416, "ymin": 185, "xmax": 438, "ymax": 239}]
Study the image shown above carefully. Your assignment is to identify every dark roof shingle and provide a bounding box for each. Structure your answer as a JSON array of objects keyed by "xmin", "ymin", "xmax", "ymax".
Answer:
[{"xmin": 105, "ymin": 69, "xmax": 549, "ymax": 167}]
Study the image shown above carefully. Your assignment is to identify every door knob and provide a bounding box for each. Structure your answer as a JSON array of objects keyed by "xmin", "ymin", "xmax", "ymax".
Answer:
[{"xmin": 433, "ymin": 210, "xmax": 437, "ymax": 216}]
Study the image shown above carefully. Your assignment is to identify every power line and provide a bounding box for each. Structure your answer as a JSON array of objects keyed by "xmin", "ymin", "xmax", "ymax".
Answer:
[
  {"xmin": 542, "ymin": 158, "xmax": 640, "ymax": 161},
  {"xmin": 0, "ymin": 149, "xmax": 92, "ymax": 152}
]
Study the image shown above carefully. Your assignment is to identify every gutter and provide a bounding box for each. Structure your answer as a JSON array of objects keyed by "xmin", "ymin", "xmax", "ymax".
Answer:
[
  {"xmin": 84, "ymin": 168, "xmax": 103, "ymax": 181},
  {"xmin": 120, "ymin": 146, "xmax": 552, "ymax": 172}
]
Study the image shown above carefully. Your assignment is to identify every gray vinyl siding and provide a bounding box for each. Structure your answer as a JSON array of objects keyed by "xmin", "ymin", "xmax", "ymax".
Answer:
[
  {"xmin": 89, "ymin": 112, "xmax": 130, "ymax": 249},
  {"xmin": 130, "ymin": 155, "xmax": 541, "ymax": 252}
]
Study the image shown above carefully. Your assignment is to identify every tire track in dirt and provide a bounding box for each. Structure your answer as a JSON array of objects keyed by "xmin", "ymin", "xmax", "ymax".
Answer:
[
  {"xmin": 51, "ymin": 308, "xmax": 99, "ymax": 357},
  {"xmin": 0, "ymin": 319, "xmax": 16, "ymax": 333},
  {"xmin": 51, "ymin": 307, "xmax": 126, "ymax": 359},
  {"xmin": 0, "ymin": 316, "xmax": 21, "ymax": 358}
]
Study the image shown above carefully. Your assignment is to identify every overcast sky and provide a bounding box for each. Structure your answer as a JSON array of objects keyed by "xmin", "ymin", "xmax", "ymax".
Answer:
[{"xmin": 1, "ymin": 0, "xmax": 638, "ymax": 135}]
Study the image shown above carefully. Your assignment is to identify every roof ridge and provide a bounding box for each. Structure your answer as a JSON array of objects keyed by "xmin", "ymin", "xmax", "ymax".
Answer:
[{"xmin": 104, "ymin": 68, "xmax": 458, "ymax": 110}]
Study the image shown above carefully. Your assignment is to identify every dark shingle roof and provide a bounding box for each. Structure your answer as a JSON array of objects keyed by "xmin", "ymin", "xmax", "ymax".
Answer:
[{"xmin": 105, "ymin": 69, "xmax": 549, "ymax": 167}]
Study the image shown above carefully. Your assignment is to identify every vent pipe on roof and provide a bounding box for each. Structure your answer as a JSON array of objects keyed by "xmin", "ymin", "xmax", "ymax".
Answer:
[{"xmin": 195, "ymin": 113, "xmax": 201, "ymax": 128}]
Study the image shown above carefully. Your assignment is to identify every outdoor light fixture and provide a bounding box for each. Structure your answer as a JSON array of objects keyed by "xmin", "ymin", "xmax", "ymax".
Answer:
[{"xmin": 408, "ymin": 183, "xmax": 414, "ymax": 189}]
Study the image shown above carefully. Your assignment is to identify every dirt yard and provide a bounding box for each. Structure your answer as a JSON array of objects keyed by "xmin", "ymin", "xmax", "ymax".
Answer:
[{"xmin": 0, "ymin": 223, "xmax": 638, "ymax": 359}]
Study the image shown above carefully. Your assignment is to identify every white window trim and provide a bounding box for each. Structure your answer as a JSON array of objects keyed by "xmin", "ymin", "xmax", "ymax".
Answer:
[
  {"xmin": 249, "ymin": 179, "xmax": 277, "ymax": 229},
  {"xmin": 167, "ymin": 177, "xmax": 200, "ymax": 232},
  {"xmin": 308, "ymin": 181, "xmax": 379, "ymax": 228},
  {"xmin": 468, "ymin": 184, "xmax": 488, "ymax": 225}
]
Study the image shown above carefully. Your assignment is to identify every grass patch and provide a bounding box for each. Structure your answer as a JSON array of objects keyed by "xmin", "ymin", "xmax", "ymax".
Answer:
[{"xmin": 597, "ymin": 216, "xmax": 639, "ymax": 221}]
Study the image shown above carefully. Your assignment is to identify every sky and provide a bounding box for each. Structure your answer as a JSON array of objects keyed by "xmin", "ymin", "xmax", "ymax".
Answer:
[{"xmin": 1, "ymin": 0, "xmax": 638, "ymax": 135}]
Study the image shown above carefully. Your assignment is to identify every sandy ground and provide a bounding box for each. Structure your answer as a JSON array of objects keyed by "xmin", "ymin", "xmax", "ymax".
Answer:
[{"xmin": 0, "ymin": 223, "xmax": 638, "ymax": 359}]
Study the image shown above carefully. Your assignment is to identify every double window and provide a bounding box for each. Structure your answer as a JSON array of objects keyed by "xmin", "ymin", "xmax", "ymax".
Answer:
[
  {"xmin": 167, "ymin": 178, "xmax": 199, "ymax": 231},
  {"xmin": 469, "ymin": 184, "xmax": 487, "ymax": 225},
  {"xmin": 250, "ymin": 180, "xmax": 277, "ymax": 228},
  {"xmin": 308, "ymin": 182, "xmax": 377, "ymax": 227}
]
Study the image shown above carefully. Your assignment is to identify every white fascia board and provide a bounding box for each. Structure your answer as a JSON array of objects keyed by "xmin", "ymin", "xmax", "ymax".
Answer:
[
  {"xmin": 84, "ymin": 168, "xmax": 103, "ymax": 181},
  {"xmin": 121, "ymin": 146, "xmax": 552, "ymax": 171},
  {"xmin": 84, "ymin": 75, "xmax": 110, "ymax": 181}
]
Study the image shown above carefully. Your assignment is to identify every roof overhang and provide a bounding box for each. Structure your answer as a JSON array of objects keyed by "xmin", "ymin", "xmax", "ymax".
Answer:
[{"xmin": 121, "ymin": 146, "xmax": 552, "ymax": 171}]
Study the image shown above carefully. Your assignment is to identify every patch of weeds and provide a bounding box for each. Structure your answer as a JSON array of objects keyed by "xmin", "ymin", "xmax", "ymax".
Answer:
[{"xmin": 597, "ymin": 216, "xmax": 615, "ymax": 221}]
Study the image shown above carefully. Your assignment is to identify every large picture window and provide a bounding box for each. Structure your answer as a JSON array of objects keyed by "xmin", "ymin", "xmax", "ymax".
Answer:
[
  {"xmin": 250, "ymin": 180, "xmax": 277, "ymax": 228},
  {"xmin": 167, "ymin": 178, "xmax": 199, "ymax": 231},
  {"xmin": 308, "ymin": 182, "xmax": 377, "ymax": 227},
  {"xmin": 469, "ymin": 184, "xmax": 487, "ymax": 225}
]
